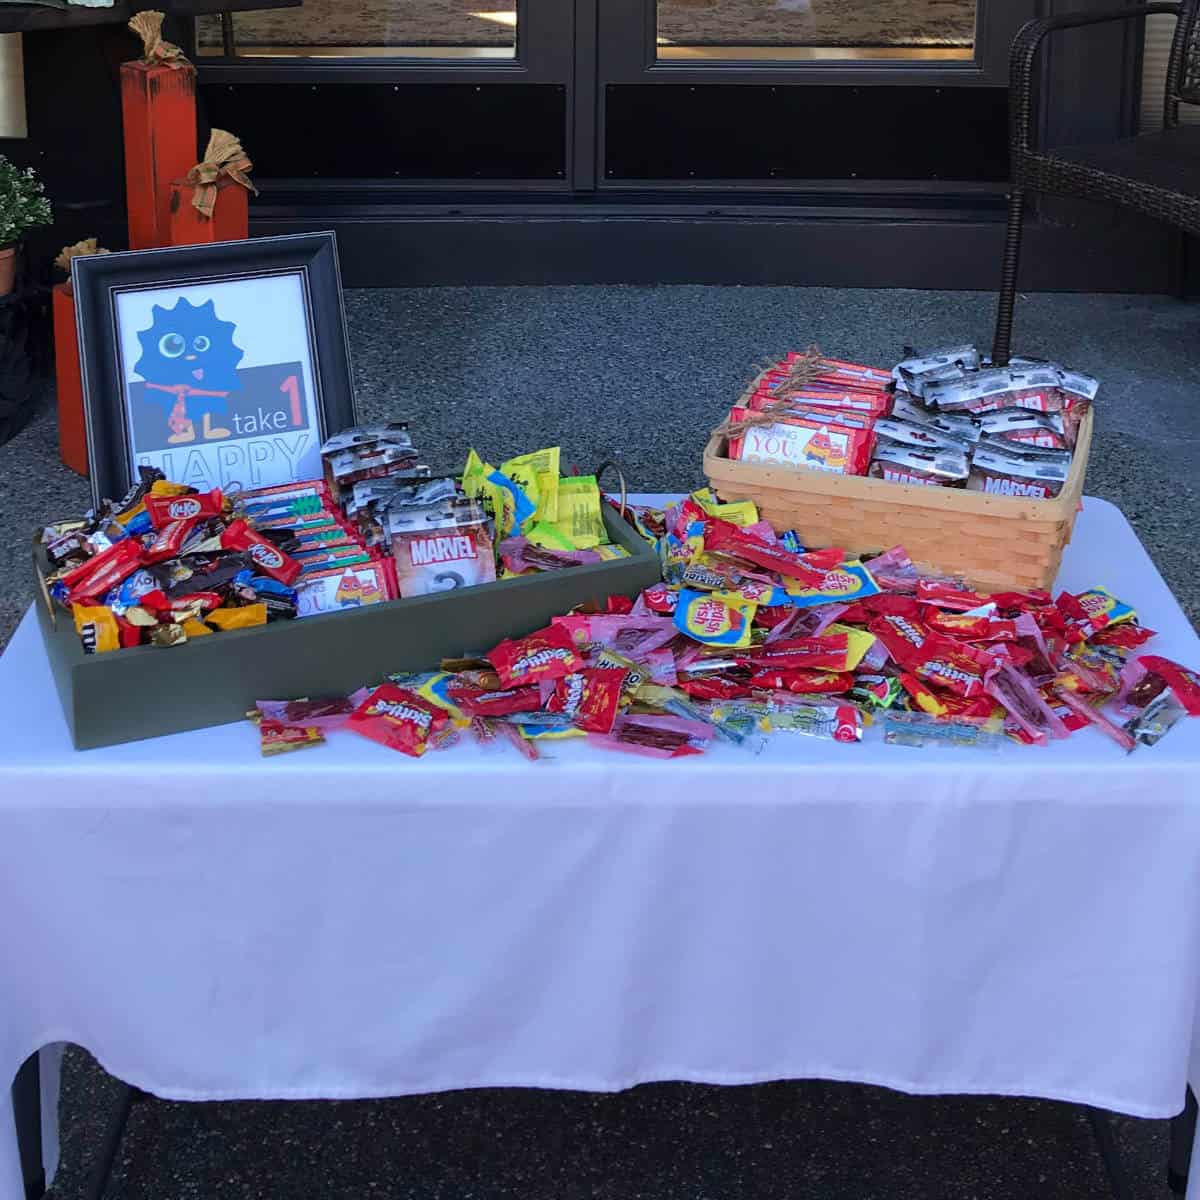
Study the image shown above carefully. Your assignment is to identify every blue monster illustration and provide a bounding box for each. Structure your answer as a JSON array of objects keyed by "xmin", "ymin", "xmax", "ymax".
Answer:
[{"xmin": 134, "ymin": 297, "xmax": 244, "ymax": 444}]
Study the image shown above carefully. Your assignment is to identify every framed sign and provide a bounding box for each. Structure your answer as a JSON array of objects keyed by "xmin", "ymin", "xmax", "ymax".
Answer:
[{"xmin": 73, "ymin": 232, "xmax": 356, "ymax": 507}]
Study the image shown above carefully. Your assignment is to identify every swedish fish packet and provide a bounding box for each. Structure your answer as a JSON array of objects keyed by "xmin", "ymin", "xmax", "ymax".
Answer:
[
  {"xmin": 690, "ymin": 488, "xmax": 760, "ymax": 527},
  {"xmin": 1075, "ymin": 585, "xmax": 1135, "ymax": 627},
  {"xmin": 784, "ymin": 560, "xmax": 881, "ymax": 609},
  {"xmin": 550, "ymin": 475, "xmax": 607, "ymax": 549},
  {"xmin": 673, "ymin": 588, "xmax": 755, "ymax": 648},
  {"xmin": 502, "ymin": 447, "xmax": 561, "ymax": 523}
]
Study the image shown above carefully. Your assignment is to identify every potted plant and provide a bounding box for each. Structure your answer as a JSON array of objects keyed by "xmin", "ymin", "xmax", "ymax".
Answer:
[{"xmin": 0, "ymin": 156, "xmax": 52, "ymax": 298}]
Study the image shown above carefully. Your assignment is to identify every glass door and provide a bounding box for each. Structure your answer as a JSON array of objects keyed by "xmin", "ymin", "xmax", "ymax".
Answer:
[
  {"xmin": 594, "ymin": 0, "xmax": 1035, "ymax": 194},
  {"xmin": 192, "ymin": 0, "xmax": 574, "ymax": 187}
]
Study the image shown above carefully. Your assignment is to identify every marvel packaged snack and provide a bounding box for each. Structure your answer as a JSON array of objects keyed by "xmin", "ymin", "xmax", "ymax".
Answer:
[
  {"xmin": 923, "ymin": 365, "xmax": 1062, "ymax": 414},
  {"xmin": 889, "ymin": 395, "xmax": 981, "ymax": 443},
  {"xmin": 388, "ymin": 498, "xmax": 496, "ymax": 597},
  {"xmin": 966, "ymin": 442, "xmax": 1070, "ymax": 499},
  {"xmin": 979, "ymin": 407, "xmax": 1069, "ymax": 450},
  {"xmin": 893, "ymin": 345, "xmax": 981, "ymax": 394},
  {"xmin": 869, "ymin": 440, "xmax": 969, "ymax": 488},
  {"xmin": 874, "ymin": 416, "xmax": 970, "ymax": 454}
]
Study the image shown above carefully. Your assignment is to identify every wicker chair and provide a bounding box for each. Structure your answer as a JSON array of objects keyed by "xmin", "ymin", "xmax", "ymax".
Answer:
[{"xmin": 992, "ymin": 1, "xmax": 1200, "ymax": 365}]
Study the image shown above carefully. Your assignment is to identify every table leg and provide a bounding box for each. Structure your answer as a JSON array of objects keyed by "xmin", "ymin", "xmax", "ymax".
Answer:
[
  {"xmin": 11, "ymin": 1055, "xmax": 45, "ymax": 1200},
  {"xmin": 1085, "ymin": 1107, "xmax": 1134, "ymax": 1200},
  {"xmin": 1171, "ymin": 1088, "xmax": 1198, "ymax": 1196}
]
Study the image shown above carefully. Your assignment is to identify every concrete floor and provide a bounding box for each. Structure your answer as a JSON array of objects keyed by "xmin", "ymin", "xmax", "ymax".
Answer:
[{"xmin": 2, "ymin": 285, "xmax": 1196, "ymax": 1199}]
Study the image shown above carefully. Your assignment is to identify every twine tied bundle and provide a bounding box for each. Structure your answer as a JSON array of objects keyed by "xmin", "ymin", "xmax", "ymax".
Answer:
[
  {"xmin": 710, "ymin": 345, "xmax": 829, "ymax": 441},
  {"xmin": 128, "ymin": 11, "xmax": 191, "ymax": 69},
  {"xmin": 187, "ymin": 130, "xmax": 259, "ymax": 218}
]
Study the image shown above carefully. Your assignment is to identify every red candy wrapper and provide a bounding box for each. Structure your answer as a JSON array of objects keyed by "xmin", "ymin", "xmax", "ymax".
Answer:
[
  {"xmin": 1090, "ymin": 623, "xmax": 1156, "ymax": 651},
  {"xmin": 748, "ymin": 668, "xmax": 855, "ymax": 694},
  {"xmin": 924, "ymin": 610, "xmax": 1022, "ymax": 642},
  {"xmin": 743, "ymin": 634, "xmax": 851, "ymax": 672},
  {"xmin": 908, "ymin": 635, "xmax": 994, "ymax": 698},
  {"xmin": 63, "ymin": 538, "xmax": 145, "ymax": 603},
  {"xmin": 639, "ymin": 584, "xmax": 679, "ymax": 615},
  {"xmin": 449, "ymin": 684, "xmax": 544, "ymax": 718},
  {"xmin": 220, "ymin": 519, "xmax": 302, "ymax": 586},
  {"xmin": 1051, "ymin": 687, "xmax": 1136, "ymax": 751},
  {"xmin": 915, "ymin": 580, "xmax": 989, "ymax": 611},
  {"xmin": 1126, "ymin": 655, "xmax": 1200, "ymax": 717},
  {"xmin": 868, "ymin": 611, "xmax": 931, "ymax": 668},
  {"xmin": 679, "ymin": 676, "xmax": 753, "ymax": 701},
  {"xmin": 703, "ymin": 519, "xmax": 830, "ymax": 586},
  {"xmin": 141, "ymin": 516, "xmax": 201, "ymax": 566},
  {"xmin": 547, "ymin": 668, "xmax": 628, "ymax": 733},
  {"xmin": 347, "ymin": 684, "xmax": 449, "ymax": 757},
  {"xmin": 145, "ymin": 488, "xmax": 224, "ymax": 530},
  {"xmin": 489, "ymin": 624, "xmax": 586, "ymax": 687}
]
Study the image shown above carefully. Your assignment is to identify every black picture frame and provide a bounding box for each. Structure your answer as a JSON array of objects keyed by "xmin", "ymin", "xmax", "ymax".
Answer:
[{"xmin": 72, "ymin": 231, "xmax": 356, "ymax": 507}]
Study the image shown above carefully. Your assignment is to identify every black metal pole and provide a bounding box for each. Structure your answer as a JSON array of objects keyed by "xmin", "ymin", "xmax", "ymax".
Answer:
[{"xmin": 11, "ymin": 1054, "xmax": 45, "ymax": 1200}]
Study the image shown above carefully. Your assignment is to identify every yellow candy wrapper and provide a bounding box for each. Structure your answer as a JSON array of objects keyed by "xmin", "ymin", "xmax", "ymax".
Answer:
[
  {"xmin": 73, "ymin": 605, "xmax": 119, "ymax": 654},
  {"xmin": 690, "ymin": 488, "xmax": 759, "ymax": 527},
  {"xmin": 783, "ymin": 560, "xmax": 881, "ymax": 608},
  {"xmin": 550, "ymin": 475, "xmax": 607, "ymax": 549},
  {"xmin": 502, "ymin": 447, "xmax": 561, "ymax": 523},
  {"xmin": 593, "ymin": 544, "xmax": 630, "ymax": 561},
  {"xmin": 826, "ymin": 624, "xmax": 878, "ymax": 672},
  {"xmin": 150, "ymin": 480, "xmax": 196, "ymax": 497},
  {"xmin": 526, "ymin": 521, "xmax": 578, "ymax": 551},
  {"xmin": 180, "ymin": 617, "xmax": 214, "ymax": 639},
  {"xmin": 462, "ymin": 449, "xmax": 488, "ymax": 501},
  {"xmin": 206, "ymin": 603, "xmax": 268, "ymax": 631}
]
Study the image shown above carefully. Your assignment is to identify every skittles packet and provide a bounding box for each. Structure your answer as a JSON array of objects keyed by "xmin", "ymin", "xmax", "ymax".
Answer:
[
  {"xmin": 347, "ymin": 684, "xmax": 449, "ymax": 757},
  {"xmin": 489, "ymin": 625, "xmax": 586, "ymax": 687}
]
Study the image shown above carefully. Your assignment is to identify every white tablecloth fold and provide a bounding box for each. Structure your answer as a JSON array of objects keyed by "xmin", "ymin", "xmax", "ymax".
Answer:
[{"xmin": 2, "ymin": 497, "xmax": 1199, "ymax": 1200}]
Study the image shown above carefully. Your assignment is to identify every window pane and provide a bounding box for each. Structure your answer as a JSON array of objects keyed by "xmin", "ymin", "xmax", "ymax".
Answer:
[
  {"xmin": 657, "ymin": 0, "xmax": 976, "ymax": 61},
  {"xmin": 197, "ymin": 1, "xmax": 517, "ymax": 58}
]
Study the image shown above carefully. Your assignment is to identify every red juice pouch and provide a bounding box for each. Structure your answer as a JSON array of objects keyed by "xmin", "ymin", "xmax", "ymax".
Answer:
[
  {"xmin": 347, "ymin": 684, "xmax": 448, "ymax": 757},
  {"xmin": 144, "ymin": 488, "xmax": 224, "ymax": 530},
  {"xmin": 489, "ymin": 624, "xmax": 586, "ymax": 687},
  {"xmin": 547, "ymin": 668, "xmax": 628, "ymax": 733},
  {"xmin": 748, "ymin": 668, "xmax": 855, "ymax": 694}
]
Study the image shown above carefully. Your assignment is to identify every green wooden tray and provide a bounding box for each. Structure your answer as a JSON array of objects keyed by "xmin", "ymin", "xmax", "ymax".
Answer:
[{"xmin": 34, "ymin": 505, "xmax": 660, "ymax": 750}]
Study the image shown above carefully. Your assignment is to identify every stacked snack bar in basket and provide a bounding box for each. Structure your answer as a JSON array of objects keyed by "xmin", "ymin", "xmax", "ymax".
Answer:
[{"xmin": 727, "ymin": 345, "xmax": 1098, "ymax": 500}]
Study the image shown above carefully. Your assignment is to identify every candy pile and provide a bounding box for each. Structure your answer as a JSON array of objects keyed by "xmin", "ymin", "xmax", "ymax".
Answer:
[
  {"xmin": 41, "ymin": 427, "xmax": 634, "ymax": 654},
  {"xmin": 725, "ymin": 345, "xmax": 1097, "ymax": 499},
  {"xmin": 250, "ymin": 490, "xmax": 1199, "ymax": 759}
]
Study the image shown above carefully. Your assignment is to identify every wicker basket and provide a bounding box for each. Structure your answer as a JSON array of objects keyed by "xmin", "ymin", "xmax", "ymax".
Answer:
[{"xmin": 703, "ymin": 407, "xmax": 1094, "ymax": 593}]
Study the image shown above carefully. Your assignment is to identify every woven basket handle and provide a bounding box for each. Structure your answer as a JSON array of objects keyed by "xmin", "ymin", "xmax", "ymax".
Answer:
[{"xmin": 594, "ymin": 460, "xmax": 628, "ymax": 518}]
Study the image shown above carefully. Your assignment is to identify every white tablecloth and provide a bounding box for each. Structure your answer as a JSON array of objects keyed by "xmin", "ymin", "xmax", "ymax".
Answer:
[{"xmin": 3, "ymin": 496, "xmax": 1200, "ymax": 1200}]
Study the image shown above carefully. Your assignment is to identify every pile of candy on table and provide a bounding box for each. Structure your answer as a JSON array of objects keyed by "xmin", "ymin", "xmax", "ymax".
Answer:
[
  {"xmin": 247, "ymin": 486, "xmax": 1199, "ymax": 760},
  {"xmin": 723, "ymin": 344, "xmax": 1097, "ymax": 496},
  {"xmin": 33, "ymin": 350, "xmax": 1200, "ymax": 762}
]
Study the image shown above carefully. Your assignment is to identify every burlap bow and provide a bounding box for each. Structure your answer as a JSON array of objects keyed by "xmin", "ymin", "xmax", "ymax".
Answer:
[
  {"xmin": 187, "ymin": 130, "xmax": 260, "ymax": 219},
  {"xmin": 54, "ymin": 238, "xmax": 110, "ymax": 274},
  {"xmin": 711, "ymin": 346, "xmax": 828, "ymax": 441},
  {"xmin": 127, "ymin": 11, "xmax": 191, "ymax": 69}
]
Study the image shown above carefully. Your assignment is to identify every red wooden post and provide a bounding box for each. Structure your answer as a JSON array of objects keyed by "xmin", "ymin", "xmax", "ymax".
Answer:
[
  {"xmin": 53, "ymin": 282, "xmax": 88, "ymax": 477},
  {"xmin": 168, "ymin": 175, "xmax": 249, "ymax": 246},
  {"xmin": 120, "ymin": 60, "xmax": 197, "ymax": 250}
]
